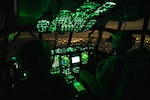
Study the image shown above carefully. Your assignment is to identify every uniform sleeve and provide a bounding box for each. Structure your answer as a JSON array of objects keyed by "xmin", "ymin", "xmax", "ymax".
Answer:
[{"xmin": 96, "ymin": 56, "xmax": 118, "ymax": 89}]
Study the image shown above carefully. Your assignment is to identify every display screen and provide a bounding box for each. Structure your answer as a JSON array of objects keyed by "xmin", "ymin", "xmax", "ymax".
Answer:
[
  {"xmin": 50, "ymin": 55, "xmax": 61, "ymax": 74},
  {"xmin": 52, "ymin": 55, "xmax": 60, "ymax": 68},
  {"xmin": 81, "ymin": 52, "xmax": 89, "ymax": 64},
  {"xmin": 71, "ymin": 56, "xmax": 80, "ymax": 64},
  {"xmin": 61, "ymin": 55, "xmax": 70, "ymax": 67}
]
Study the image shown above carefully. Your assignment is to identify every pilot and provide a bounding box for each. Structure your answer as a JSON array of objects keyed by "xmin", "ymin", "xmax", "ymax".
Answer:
[
  {"xmin": 79, "ymin": 30, "xmax": 135, "ymax": 99},
  {"xmin": 111, "ymin": 30, "xmax": 135, "ymax": 56},
  {"xmin": 0, "ymin": 39, "xmax": 72, "ymax": 100}
]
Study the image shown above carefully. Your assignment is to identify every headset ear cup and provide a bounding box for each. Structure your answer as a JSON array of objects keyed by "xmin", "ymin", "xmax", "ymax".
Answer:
[
  {"xmin": 15, "ymin": 55, "xmax": 21, "ymax": 69},
  {"xmin": 132, "ymin": 37, "xmax": 136, "ymax": 45},
  {"xmin": 15, "ymin": 55, "xmax": 27, "ymax": 80}
]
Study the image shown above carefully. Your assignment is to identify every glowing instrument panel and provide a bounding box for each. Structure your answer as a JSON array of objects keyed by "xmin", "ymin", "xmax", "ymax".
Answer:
[
  {"xmin": 36, "ymin": 0, "xmax": 116, "ymax": 33},
  {"xmin": 50, "ymin": 46, "xmax": 94, "ymax": 76}
]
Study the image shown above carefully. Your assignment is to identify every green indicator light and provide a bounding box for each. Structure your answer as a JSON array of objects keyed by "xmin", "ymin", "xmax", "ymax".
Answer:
[{"xmin": 74, "ymin": 82, "xmax": 80, "ymax": 87}]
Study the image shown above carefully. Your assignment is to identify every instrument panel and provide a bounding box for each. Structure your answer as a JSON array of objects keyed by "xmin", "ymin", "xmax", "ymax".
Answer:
[
  {"xmin": 50, "ymin": 46, "xmax": 95, "ymax": 77},
  {"xmin": 10, "ymin": 46, "xmax": 95, "ymax": 94}
]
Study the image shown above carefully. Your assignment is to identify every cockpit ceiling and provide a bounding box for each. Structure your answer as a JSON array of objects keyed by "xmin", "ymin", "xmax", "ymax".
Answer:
[
  {"xmin": 0, "ymin": 0, "xmax": 150, "ymax": 30},
  {"xmin": 15, "ymin": 0, "xmax": 150, "ymax": 21}
]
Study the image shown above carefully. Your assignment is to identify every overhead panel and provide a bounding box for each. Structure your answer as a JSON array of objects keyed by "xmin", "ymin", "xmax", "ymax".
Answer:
[{"xmin": 36, "ymin": 0, "xmax": 117, "ymax": 33}]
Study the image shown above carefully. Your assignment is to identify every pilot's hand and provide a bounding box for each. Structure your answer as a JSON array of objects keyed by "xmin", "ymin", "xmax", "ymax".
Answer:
[
  {"xmin": 79, "ymin": 70, "xmax": 99, "ymax": 94},
  {"xmin": 79, "ymin": 70, "xmax": 96, "ymax": 84}
]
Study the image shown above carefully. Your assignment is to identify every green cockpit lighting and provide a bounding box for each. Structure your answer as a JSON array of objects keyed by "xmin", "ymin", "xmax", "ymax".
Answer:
[
  {"xmin": 81, "ymin": 53, "xmax": 89, "ymax": 64},
  {"xmin": 61, "ymin": 56, "xmax": 70, "ymax": 66},
  {"xmin": 36, "ymin": 0, "xmax": 116, "ymax": 33}
]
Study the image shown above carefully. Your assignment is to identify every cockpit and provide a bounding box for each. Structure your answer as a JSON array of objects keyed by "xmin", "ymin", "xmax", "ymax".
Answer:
[{"xmin": 0, "ymin": 0, "xmax": 150, "ymax": 100}]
